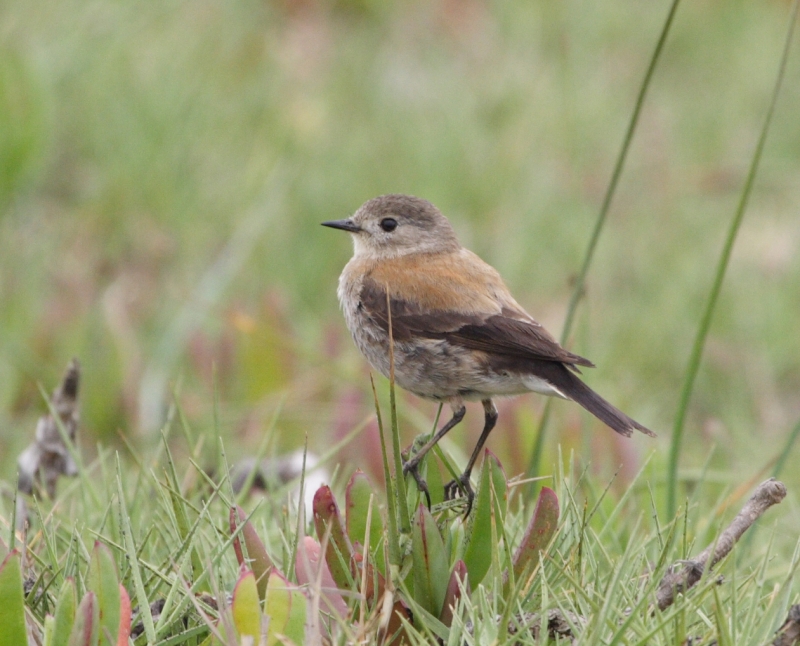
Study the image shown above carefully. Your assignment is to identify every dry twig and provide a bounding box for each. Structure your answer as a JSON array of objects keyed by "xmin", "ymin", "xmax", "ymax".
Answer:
[
  {"xmin": 771, "ymin": 604, "xmax": 800, "ymax": 646},
  {"xmin": 17, "ymin": 359, "xmax": 81, "ymax": 498},
  {"xmin": 656, "ymin": 478, "xmax": 786, "ymax": 611}
]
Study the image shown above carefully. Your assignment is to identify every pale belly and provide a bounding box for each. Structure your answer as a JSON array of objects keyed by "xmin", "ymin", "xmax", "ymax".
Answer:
[{"xmin": 346, "ymin": 308, "xmax": 564, "ymax": 402}]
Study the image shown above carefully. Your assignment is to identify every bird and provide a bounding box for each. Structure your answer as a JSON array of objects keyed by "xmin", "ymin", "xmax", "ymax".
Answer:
[{"xmin": 323, "ymin": 194, "xmax": 654, "ymax": 509}]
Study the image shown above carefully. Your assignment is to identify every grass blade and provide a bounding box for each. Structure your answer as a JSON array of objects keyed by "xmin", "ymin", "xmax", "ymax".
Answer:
[
  {"xmin": 666, "ymin": 0, "xmax": 800, "ymax": 517},
  {"xmin": 370, "ymin": 374, "xmax": 402, "ymax": 568},
  {"xmin": 116, "ymin": 453, "xmax": 156, "ymax": 643},
  {"xmin": 527, "ymin": 0, "xmax": 682, "ymax": 481},
  {"xmin": 385, "ymin": 289, "xmax": 411, "ymax": 534}
]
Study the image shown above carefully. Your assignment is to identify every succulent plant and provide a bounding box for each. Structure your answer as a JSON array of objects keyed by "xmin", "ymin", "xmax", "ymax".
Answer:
[
  {"xmin": 0, "ymin": 542, "xmax": 132, "ymax": 646},
  {"xmin": 225, "ymin": 448, "xmax": 559, "ymax": 645}
]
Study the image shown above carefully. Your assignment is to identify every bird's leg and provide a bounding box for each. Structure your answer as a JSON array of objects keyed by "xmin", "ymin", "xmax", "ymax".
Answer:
[
  {"xmin": 402, "ymin": 400, "xmax": 466, "ymax": 507},
  {"xmin": 445, "ymin": 399, "xmax": 499, "ymax": 512},
  {"xmin": 401, "ymin": 438, "xmax": 434, "ymax": 509}
]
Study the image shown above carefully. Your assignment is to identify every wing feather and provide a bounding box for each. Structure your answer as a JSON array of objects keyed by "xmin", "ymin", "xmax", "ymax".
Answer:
[{"xmin": 360, "ymin": 278, "xmax": 594, "ymax": 368}]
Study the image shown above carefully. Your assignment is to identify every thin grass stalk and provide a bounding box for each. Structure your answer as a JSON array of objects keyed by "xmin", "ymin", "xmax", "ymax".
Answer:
[
  {"xmin": 740, "ymin": 415, "xmax": 800, "ymax": 552},
  {"xmin": 116, "ymin": 453, "xmax": 157, "ymax": 643},
  {"xmin": 527, "ymin": 0, "xmax": 682, "ymax": 482},
  {"xmin": 386, "ymin": 288, "xmax": 411, "ymax": 534},
  {"xmin": 666, "ymin": 0, "xmax": 799, "ymax": 518},
  {"xmin": 161, "ymin": 431, "xmax": 203, "ymax": 584},
  {"xmin": 773, "ymin": 417, "xmax": 800, "ymax": 480},
  {"xmin": 561, "ymin": 0, "xmax": 683, "ymax": 343},
  {"xmin": 370, "ymin": 375, "xmax": 401, "ymax": 567},
  {"xmin": 10, "ymin": 480, "xmax": 18, "ymax": 551},
  {"xmin": 217, "ymin": 437, "xmax": 236, "ymax": 511},
  {"xmin": 287, "ymin": 435, "xmax": 309, "ymax": 583},
  {"xmin": 30, "ymin": 498, "xmax": 58, "ymax": 578},
  {"xmin": 358, "ymin": 493, "xmax": 374, "ymax": 626}
]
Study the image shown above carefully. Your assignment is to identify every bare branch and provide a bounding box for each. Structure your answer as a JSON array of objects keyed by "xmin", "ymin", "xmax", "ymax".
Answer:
[
  {"xmin": 657, "ymin": 478, "xmax": 786, "ymax": 611},
  {"xmin": 771, "ymin": 604, "xmax": 800, "ymax": 646}
]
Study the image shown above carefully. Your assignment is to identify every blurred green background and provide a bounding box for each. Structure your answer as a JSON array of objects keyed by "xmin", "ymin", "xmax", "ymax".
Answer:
[{"xmin": 1, "ymin": 0, "xmax": 799, "ymax": 495}]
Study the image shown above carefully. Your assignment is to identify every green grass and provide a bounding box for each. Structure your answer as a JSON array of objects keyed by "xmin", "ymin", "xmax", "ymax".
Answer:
[{"xmin": 1, "ymin": 409, "xmax": 798, "ymax": 644}]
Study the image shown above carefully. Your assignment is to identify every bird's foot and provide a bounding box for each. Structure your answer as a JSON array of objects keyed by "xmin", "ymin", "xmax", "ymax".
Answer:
[
  {"xmin": 444, "ymin": 473, "xmax": 475, "ymax": 515},
  {"xmin": 402, "ymin": 457, "xmax": 432, "ymax": 509}
]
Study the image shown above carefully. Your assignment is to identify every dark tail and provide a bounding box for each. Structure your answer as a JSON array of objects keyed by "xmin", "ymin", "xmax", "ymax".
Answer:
[{"xmin": 548, "ymin": 364, "xmax": 656, "ymax": 438}]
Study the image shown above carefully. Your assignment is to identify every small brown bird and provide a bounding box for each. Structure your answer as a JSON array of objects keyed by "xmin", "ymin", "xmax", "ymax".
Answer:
[{"xmin": 323, "ymin": 194, "xmax": 654, "ymax": 508}]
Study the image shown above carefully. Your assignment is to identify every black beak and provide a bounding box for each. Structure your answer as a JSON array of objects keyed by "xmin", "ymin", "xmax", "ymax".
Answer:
[{"xmin": 321, "ymin": 219, "xmax": 362, "ymax": 233}]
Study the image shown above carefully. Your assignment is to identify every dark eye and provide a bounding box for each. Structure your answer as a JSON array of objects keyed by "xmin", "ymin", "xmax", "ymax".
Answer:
[{"xmin": 380, "ymin": 218, "xmax": 398, "ymax": 232}]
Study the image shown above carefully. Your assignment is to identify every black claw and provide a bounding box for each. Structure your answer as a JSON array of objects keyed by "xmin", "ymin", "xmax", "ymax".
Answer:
[
  {"xmin": 402, "ymin": 459, "xmax": 432, "ymax": 509},
  {"xmin": 420, "ymin": 484, "xmax": 432, "ymax": 510},
  {"xmin": 444, "ymin": 474, "xmax": 475, "ymax": 515}
]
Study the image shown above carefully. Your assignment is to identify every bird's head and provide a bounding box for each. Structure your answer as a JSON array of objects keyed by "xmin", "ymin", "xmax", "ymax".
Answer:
[{"xmin": 322, "ymin": 194, "xmax": 461, "ymax": 259}]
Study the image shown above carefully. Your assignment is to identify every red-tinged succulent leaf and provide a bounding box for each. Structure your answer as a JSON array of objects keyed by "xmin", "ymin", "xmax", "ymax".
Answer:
[
  {"xmin": 232, "ymin": 566, "xmax": 262, "ymax": 640},
  {"xmin": 439, "ymin": 560, "xmax": 469, "ymax": 628},
  {"xmin": 295, "ymin": 536, "xmax": 348, "ymax": 620},
  {"xmin": 377, "ymin": 594, "xmax": 414, "ymax": 646},
  {"xmin": 230, "ymin": 506, "xmax": 245, "ymax": 566},
  {"xmin": 462, "ymin": 451, "xmax": 505, "ymax": 586},
  {"xmin": 512, "ymin": 486, "xmax": 559, "ymax": 581},
  {"xmin": 265, "ymin": 570, "xmax": 306, "ymax": 646},
  {"xmin": 87, "ymin": 541, "xmax": 121, "ymax": 646},
  {"xmin": 68, "ymin": 591, "xmax": 99, "ymax": 646},
  {"xmin": 345, "ymin": 470, "xmax": 386, "ymax": 575},
  {"xmin": 51, "ymin": 578, "xmax": 78, "ymax": 646},
  {"xmin": 0, "ymin": 550, "xmax": 27, "ymax": 646},
  {"xmin": 117, "ymin": 584, "xmax": 131, "ymax": 646},
  {"xmin": 351, "ymin": 551, "xmax": 387, "ymax": 606},
  {"xmin": 411, "ymin": 504, "xmax": 449, "ymax": 617},
  {"xmin": 231, "ymin": 505, "xmax": 273, "ymax": 600},
  {"xmin": 312, "ymin": 485, "xmax": 354, "ymax": 591}
]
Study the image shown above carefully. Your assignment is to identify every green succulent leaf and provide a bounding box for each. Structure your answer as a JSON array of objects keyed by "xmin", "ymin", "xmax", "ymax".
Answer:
[
  {"xmin": 265, "ymin": 570, "xmax": 306, "ymax": 646},
  {"xmin": 424, "ymin": 454, "xmax": 445, "ymax": 509},
  {"xmin": 487, "ymin": 450, "xmax": 508, "ymax": 523},
  {"xmin": 411, "ymin": 504, "xmax": 449, "ymax": 617},
  {"xmin": 232, "ymin": 566, "xmax": 262, "ymax": 640},
  {"xmin": 462, "ymin": 451, "xmax": 506, "ymax": 586},
  {"xmin": 44, "ymin": 616, "xmax": 56, "ymax": 646},
  {"xmin": 48, "ymin": 578, "xmax": 77, "ymax": 646},
  {"xmin": 0, "ymin": 550, "xmax": 27, "ymax": 646},
  {"xmin": 87, "ymin": 542, "xmax": 121, "ymax": 646},
  {"xmin": 345, "ymin": 470, "xmax": 385, "ymax": 575}
]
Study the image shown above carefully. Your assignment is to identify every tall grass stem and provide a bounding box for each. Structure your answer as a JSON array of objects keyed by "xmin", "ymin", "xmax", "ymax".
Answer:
[
  {"xmin": 773, "ymin": 417, "xmax": 800, "ymax": 481},
  {"xmin": 370, "ymin": 374, "xmax": 401, "ymax": 567},
  {"xmin": 386, "ymin": 288, "xmax": 411, "ymax": 533},
  {"xmin": 666, "ymin": 0, "xmax": 799, "ymax": 517},
  {"xmin": 527, "ymin": 0, "xmax": 682, "ymax": 482}
]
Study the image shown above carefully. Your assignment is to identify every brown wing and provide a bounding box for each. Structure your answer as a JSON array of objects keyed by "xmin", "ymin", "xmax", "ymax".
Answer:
[{"xmin": 360, "ymin": 278, "xmax": 594, "ymax": 369}]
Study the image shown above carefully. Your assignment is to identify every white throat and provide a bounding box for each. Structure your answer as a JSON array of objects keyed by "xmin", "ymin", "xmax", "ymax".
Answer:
[{"xmin": 350, "ymin": 234, "xmax": 458, "ymax": 260}]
